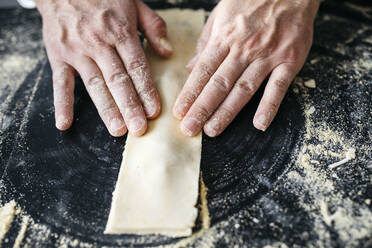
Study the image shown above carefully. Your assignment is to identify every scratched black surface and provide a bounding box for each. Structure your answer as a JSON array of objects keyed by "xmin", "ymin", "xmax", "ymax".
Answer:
[
  {"xmin": 0, "ymin": 54, "xmax": 302, "ymax": 246},
  {"xmin": 0, "ymin": 0, "xmax": 371, "ymax": 247}
]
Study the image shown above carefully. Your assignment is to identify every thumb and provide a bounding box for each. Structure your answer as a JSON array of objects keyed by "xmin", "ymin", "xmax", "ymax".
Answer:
[{"xmin": 136, "ymin": 0, "xmax": 173, "ymax": 57}]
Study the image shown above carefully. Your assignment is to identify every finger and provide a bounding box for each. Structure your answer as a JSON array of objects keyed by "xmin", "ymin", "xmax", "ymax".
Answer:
[
  {"xmin": 52, "ymin": 61, "xmax": 75, "ymax": 131},
  {"xmin": 116, "ymin": 35, "xmax": 161, "ymax": 119},
  {"xmin": 185, "ymin": 55, "xmax": 199, "ymax": 73},
  {"xmin": 92, "ymin": 46, "xmax": 148, "ymax": 136},
  {"xmin": 180, "ymin": 51, "xmax": 247, "ymax": 136},
  {"xmin": 173, "ymin": 41, "xmax": 229, "ymax": 120},
  {"xmin": 203, "ymin": 60, "xmax": 273, "ymax": 137},
  {"xmin": 253, "ymin": 63, "xmax": 297, "ymax": 131},
  {"xmin": 135, "ymin": 0, "xmax": 172, "ymax": 57},
  {"xmin": 186, "ymin": 10, "xmax": 216, "ymax": 72},
  {"xmin": 73, "ymin": 56, "xmax": 127, "ymax": 137}
]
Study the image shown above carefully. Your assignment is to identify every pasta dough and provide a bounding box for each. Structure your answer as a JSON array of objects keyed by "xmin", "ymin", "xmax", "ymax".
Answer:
[{"xmin": 105, "ymin": 9, "xmax": 205, "ymax": 237}]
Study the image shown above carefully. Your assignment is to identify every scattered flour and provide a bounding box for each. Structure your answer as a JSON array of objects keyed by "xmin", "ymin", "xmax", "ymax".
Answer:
[
  {"xmin": 304, "ymin": 79, "xmax": 316, "ymax": 88},
  {"xmin": 288, "ymin": 76, "xmax": 372, "ymax": 247},
  {"xmin": 0, "ymin": 200, "xmax": 17, "ymax": 245},
  {"xmin": 13, "ymin": 215, "xmax": 30, "ymax": 248}
]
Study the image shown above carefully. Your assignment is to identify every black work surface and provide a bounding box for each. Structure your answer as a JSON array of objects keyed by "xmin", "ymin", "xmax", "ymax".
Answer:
[{"xmin": 0, "ymin": 1, "xmax": 371, "ymax": 247}]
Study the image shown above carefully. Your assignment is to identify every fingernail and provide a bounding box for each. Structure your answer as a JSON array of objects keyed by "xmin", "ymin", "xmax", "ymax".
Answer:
[
  {"xmin": 255, "ymin": 114, "xmax": 269, "ymax": 131},
  {"xmin": 181, "ymin": 117, "xmax": 199, "ymax": 137},
  {"xmin": 159, "ymin": 37, "xmax": 173, "ymax": 52},
  {"xmin": 110, "ymin": 118, "xmax": 125, "ymax": 132},
  {"xmin": 129, "ymin": 117, "xmax": 146, "ymax": 133},
  {"xmin": 56, "ymin": 115, "xmax": 69, "ymax": 130},
  {"xmin": 205, "ymin": 118, "xmax": 220, "ymax": 137},
  {"xmin": 174, "ymin": 103, "xmax": 187, "ymax": 120}
]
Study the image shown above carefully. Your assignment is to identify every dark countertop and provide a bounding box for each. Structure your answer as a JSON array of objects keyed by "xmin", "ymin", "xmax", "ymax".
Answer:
[{"xmin": 0, "ymin": 1, "xmax": 371, "ymax": 247}]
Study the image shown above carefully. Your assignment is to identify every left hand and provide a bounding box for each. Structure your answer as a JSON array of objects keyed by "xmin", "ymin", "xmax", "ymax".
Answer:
[
  {"xmin": 36, "ymin": 0, "xmax": 172, "ymax": 137},
  {"xmin": 173, "ymin": 0, "xmax": 320, "ymax": 137}
]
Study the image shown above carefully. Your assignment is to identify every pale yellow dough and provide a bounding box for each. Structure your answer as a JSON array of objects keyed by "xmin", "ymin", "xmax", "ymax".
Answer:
[{"xmin": 104, "ymin": 9, "xmax": 205, "ymax": 237}]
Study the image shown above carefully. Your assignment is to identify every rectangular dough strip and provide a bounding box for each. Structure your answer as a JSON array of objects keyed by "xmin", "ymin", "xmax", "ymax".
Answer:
[{"xmin": 105, "ymin": 9, "xmax": 205, "ymax": 237}]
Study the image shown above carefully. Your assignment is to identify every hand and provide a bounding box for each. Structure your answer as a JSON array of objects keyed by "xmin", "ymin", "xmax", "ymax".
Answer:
[
  {"xmin": 36, "ymin": 0, "xmax": 173, "ymax": 136},
  {"xmin": 173, "ymin": 0, "xmax": 320, "ymax": 137}
]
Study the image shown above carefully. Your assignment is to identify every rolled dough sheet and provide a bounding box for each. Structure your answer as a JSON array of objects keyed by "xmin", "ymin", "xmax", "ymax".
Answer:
[{"xmin": 104, "ymin": 9, "xmax": 205, "ymax": 237}]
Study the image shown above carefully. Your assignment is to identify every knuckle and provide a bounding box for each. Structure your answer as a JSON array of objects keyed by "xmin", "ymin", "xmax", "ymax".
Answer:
[
  {"xmin": 150, "ymin": 15, "xmax": 166, "ymax": 30},
  {"xmin": 211, "ymin": 74, "xmax": 231, "ymax": 93},
  {"xmin": 119, "ymin": 18, "xmax": 131, "ymax": 32},
  {"xmin": 101, "ymin": 106, "xmax": 117, "ymax": 119},
  {"xmin": 124, "ymin": 93, "xmax": 139, "ymax": 108},
  {"xmin": 137, "ymin": 84, "xmax": 153, "ymax": 98},
  {"xmin": 53, "ymin": 86, "xmax": 72, "ymax": 106},
  {"xmin": 99, "ymin": 11, "xmax": 133, "ymax": 45},
  {"xmin": 180, "ymin": 90, "xmax": 198, "ymax": 107},
  {"xmin": 114, "ymin": 33, "xmax": 130, "ymax": 46},
  {"xmin": 221, "ymin": 23, "xmax": 235, "ymax": 39},
  {"xmin": 240, "ymin": 46, "xmax": 255, "ymax": 60},
  {"xmin": 109, "ymin": 72, "xmax": 130, "ymax": 86},
  {"xmin": 128, "ymin": 61, "xmax": 151, "ymax": 87},
  {"xmin": 122, "ymin": 99, "xmax": 142, "ymax": 119},
  {"xmin": 198, "ymin": 62, "xmax": 214, "ymax": 81},
  {"xmin": 266, "ymin": 100, "xmax": 279, "ymax": 111},
  {"xmin": 115, "ymin": 93, "xmax": 140, "ymax": 115},
  {"xmin": 117, "ymin": 28, "xmax": 131, "ymax": 42},
  {"xmin": 123, "ymin": 106, "xmax": 142, "ymax": 120},
  {"xmin": 195, "ymin": 105, "xmax": 211, "ymax": 122},
  {"xmin": 219, "ymin": 106, "xmax": 234, "ymax": 121},
  {"xmin": 244, "ymin": 36, "xmax": 260, "ymax": 51},
  {"xmin": 127, "ymin": 58, "xmax": 147, "ymax": 72},
  {"xmin": 53, "ymin": 77, "xmax": 69, "ymax": 87},
  {"xmin": 86, "ymin": 76, "xmax": 104, "ymax": 87},
  {"xmin": 115, "ymin": 33, "xmax": 129, "ymax": 45},
  {"xmin": 126, "ymin": 101, "xmax": 139, "ymax": 111},
  {"xmin": 273, "ymin": 78, "xmax": 289, "ymax": 91},
  {"xmin": 54, "ymin": 99, "xmax": 70, "ymax": 108},
  {"xmin": 114, "ymin": 19, "xmax": 133, "ymax": 44},
  {"xmin": 52, "ymin": 67, "xmax": 70, "ymax": 86},
  {"xmin": 236, "ymin": 79, "xmax": 255, "ymax": 97}
]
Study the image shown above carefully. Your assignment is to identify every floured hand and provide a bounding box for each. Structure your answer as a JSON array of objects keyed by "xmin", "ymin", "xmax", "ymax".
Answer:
[
  {"xmin": 173, "ymin": 0, "xmax": 320, "ymax": 137},
  {"xmin": 36, "ymin": 0, "xmax": 172, "ymax": 136}
]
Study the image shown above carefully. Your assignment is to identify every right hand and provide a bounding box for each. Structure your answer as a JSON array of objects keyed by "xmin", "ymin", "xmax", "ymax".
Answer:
[
  {"xmin": 35, "ymin": 0, "xmax": 173, "ymax": 136},
  {"xmin": 174, "ymin": 0, "xmax": 318, "ymax": 137}
]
